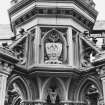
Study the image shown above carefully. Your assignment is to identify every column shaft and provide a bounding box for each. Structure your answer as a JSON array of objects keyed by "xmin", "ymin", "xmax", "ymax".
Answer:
[
  {"xmin": 101, "ymin": 78, "xmax": 105, "ymax": 103},
  {"xmin": 34, "ymin": 26, "xmax": 41, "ymax": 64},
  {"xmin": 67, "ymin": 27, "xmax": 73, "ymax": 66},
  {"xmin": 0, "ymin": 74, "xmax": 8, "ymax": 105}
]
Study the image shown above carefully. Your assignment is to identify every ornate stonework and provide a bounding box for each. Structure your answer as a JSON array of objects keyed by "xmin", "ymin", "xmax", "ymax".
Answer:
[
  {"xmin": 41, "ymin": 29, "xmax": 67, "ymax": 64},
  {"xmin": 1, "ymin": 0, "xmax": 104, "ymax": 105},
  {"xmin": 0, "ymin": 61, "xmax": 14, "ymax": 75},
  {"xmin": 6, "ymin": 83, "xmax": 23, "ymax": 105},
  {"xmin": 45, "ymin": 43, "xmax": 62, "ymax": 64}
]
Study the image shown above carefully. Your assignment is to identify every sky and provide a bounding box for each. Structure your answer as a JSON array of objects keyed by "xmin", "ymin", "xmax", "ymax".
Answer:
[{"xmin": 0, "ymin": 0, "xmax": 105, "ymax": 24}]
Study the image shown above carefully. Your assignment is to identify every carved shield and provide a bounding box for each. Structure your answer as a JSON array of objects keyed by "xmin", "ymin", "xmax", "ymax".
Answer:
[{"xmin": 46, "ymin": 43, "xmax": 62, "ymax": 60}]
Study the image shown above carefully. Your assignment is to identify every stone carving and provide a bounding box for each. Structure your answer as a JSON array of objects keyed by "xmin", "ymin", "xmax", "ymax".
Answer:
[
  {"xmin": 0, "ymin": 61, "xmax": 14, "ymax": 74},
  {"xmin": 97, "ymin": 66, "xmax": 105, "ymax": 77},
  {"xmin": 47, "ymin": 89, "xmax": 60, "ymax": 104},
  {"xmin": 45, "ymin": 43, "xmax": 62, "ymax": 64},
  {"xmin": 85, "ymin": 0, "xmax": 95, "ymax": 7},
  {"xmin": 12, "ymin": 37, "xmax": 26, "ymax": 64},
  {"xmin": 44, "ymin": 29, "xmax": 64, "ymax": 64},
  {"xmin": 6, "ymin": 83, "xmax": 22, "ymax": 105},
  {"xmin": 85, "ymin": 85, "xmax": 99, "ymax": 105},
  {"xmin": 48, "ymin": 30, "xmax": 60, "ymax": 42},
  {"xmin": 97, "ymin": 97, "xmax": 104, "ymax": 105},
  {"xmin": 3, "ymin": 63, "xmax": 13, "ymax": 74},
  {"xmin": 49, "ymin": 91, "xmax": 57, "ymax": 104}
]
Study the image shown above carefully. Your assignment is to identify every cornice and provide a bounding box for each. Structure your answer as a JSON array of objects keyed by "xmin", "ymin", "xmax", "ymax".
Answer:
[
  {"xmin": 13, "ymin": 63, "xmax": 98, "ymax": 76},
  {"xmin": 13, "ymin": 7, "xmax": 94, "ymax": 30},
  {"xmin": 27, "ymin": 65, "xmax": 81, "ymax": 76},
  {"xmin": 8, "ymin": 0, "xmax": 98, "ymax": 20},
  {"xmin": 8, "ymin": 0, "xmax": 32, "ymax": 15},
  {"xmin": 12, "ymin": 63, "xmax": 81, "ymax": 76}
]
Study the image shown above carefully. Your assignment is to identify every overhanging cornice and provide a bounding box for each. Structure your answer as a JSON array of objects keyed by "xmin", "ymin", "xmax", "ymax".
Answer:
[
  {"xmin": 12, "ymin": 7, "xmax": 94, "ymax": 30},
  {"xmin": 8, "ymin": 0, "xmax": 98, "ymax": 20}
]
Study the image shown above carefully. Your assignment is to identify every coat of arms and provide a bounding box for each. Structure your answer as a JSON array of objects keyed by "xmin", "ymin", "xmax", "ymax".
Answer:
[{"xmin": 45, "ymin": 43, "xmax": 62, "ymax": 64}]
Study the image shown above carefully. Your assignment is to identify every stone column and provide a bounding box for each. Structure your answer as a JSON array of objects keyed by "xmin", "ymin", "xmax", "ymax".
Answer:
[
  {"xmin": 34, "ymin": 26, "xmax": 41, "ymax": 64},
  {"xmin": 101, "ymin": 77, "xmax": 105, "ymax": 104},
  {"xmin": 101, "ymin": 32, "xmax": 105, "ymax": 50},
  {"xmin": 75, "ymin": 32, "xmax": 80, "ymax": 67},
  {"xmin": 67, "ymin": 27, "xmax": 73, "ymax": 66},
  {"xmin": 0, "ymin": 62, "xmax": 13, "ymax": 105}
]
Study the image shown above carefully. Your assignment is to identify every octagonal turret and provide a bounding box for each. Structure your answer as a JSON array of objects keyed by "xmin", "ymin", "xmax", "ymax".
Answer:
[
  {"xmin": 8, "ymin": 0, "xmax": 98, "ymax": 34},
  {"xmin": 8, "ymin": 0, "xmax": 98, "ymax": 69}
]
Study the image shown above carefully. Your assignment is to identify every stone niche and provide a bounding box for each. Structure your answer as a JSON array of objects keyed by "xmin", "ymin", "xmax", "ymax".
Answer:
[{"xmin": 40, "ymin": 27, "xmax": 67, "ymax": 64}]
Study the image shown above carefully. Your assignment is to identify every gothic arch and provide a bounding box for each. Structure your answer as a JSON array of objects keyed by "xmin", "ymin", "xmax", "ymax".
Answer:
[
  {"xmin": 41, "ymin": 28, "xmax": 67, "ymax": 63},
  {"xmin": 42, "ymin": 77, "xmax": 65, "ymax": 101},
  {"xmin": 6, "ymin": 74, "xmax": 32, "ymax": 101},
  {"xmin": 74, "ymin": 75, "xmax": 103, "ymax": 102}
]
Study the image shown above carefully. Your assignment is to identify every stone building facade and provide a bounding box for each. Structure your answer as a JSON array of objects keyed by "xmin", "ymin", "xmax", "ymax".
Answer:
[{"xmin": 0, "ymin": 0, "xmax": 105, "ymax": 105}]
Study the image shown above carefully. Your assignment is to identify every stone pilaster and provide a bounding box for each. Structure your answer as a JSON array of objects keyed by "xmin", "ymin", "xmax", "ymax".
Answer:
[
  {"xmin": 0, "ymin": 61, "xmax": 13, "ymax": 105},
  {"xmin": 97, "ymin": 66, "xmax": 105, "ymax": 104},
  {"xmin": 101, "ymin": 78, "xmax": 105, "ymax": 104},
  {"xmin": 34, "ymin": 26, "xmax": 41, "ymax": 64},
  {"xmin": 67, "ymin": 27, "xmax": 73, "ymax": 66}
]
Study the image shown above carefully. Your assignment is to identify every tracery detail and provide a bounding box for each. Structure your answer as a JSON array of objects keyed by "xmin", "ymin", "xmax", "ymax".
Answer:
[{"xmin": 43, "ymin": 29, "xmax": 66, "ymax": 64}]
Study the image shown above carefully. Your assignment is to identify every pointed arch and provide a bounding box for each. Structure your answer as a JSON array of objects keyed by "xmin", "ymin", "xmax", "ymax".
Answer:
[
  {"xmin": 41, "ymin": 77, "xmax": 65, "ymax": 101},
  {"xmin": 6, "ymin": 74, "xmax": 32, "ymax": 100},
  {"xmin": 41, "ymin": 28, "xmax": 66, "ymax": 44},
  {"xmin": 40, "ymin": 28, "xmax": 67, "ymax": 63},
  {"xmin": 74, "ymin": 75, "xmax": 103, "ymax": 102}
]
